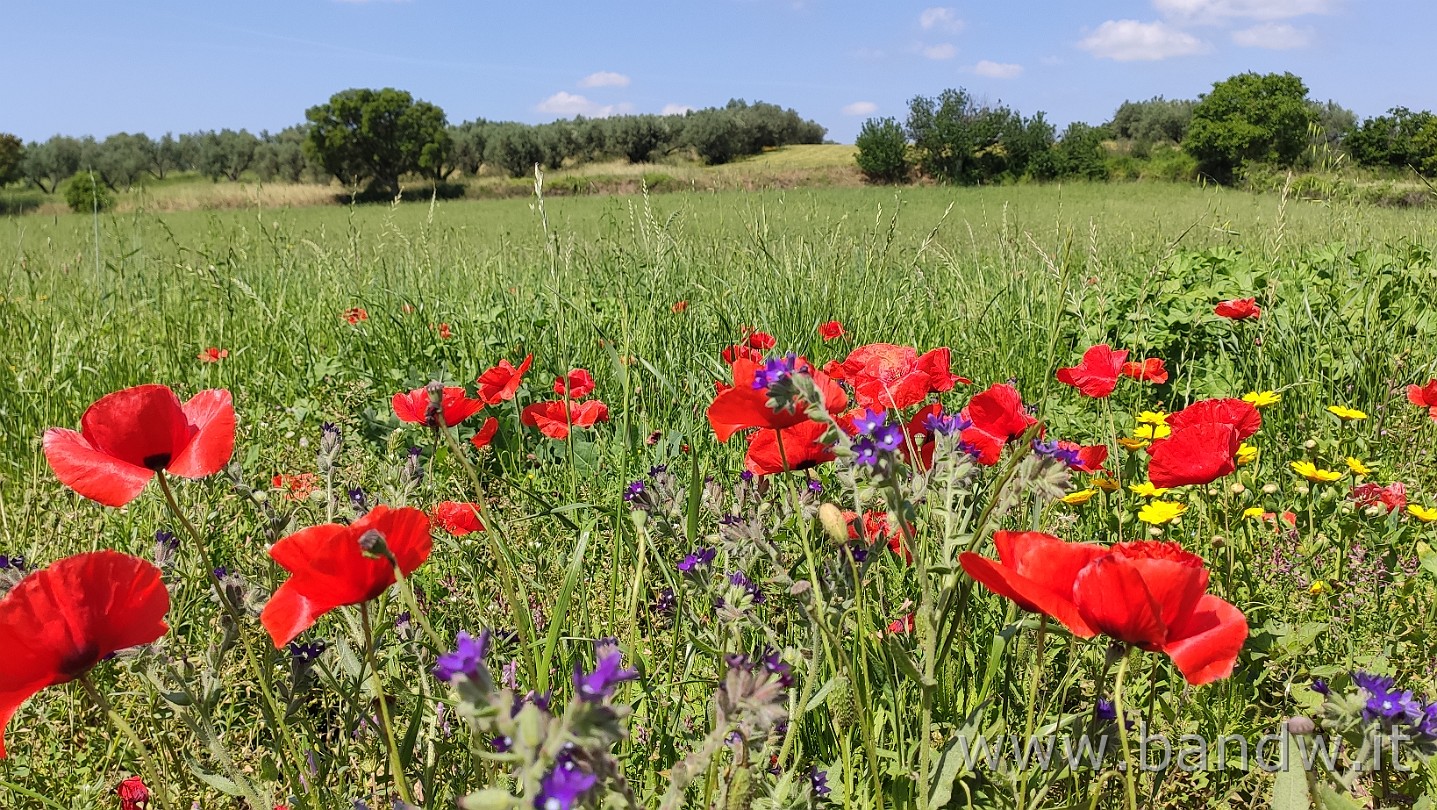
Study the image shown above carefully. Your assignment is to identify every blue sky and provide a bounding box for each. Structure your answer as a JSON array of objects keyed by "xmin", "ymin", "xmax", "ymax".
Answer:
[{"xmin": 4, "ymin": 1, "xmax": 1433, "ymax": 144}]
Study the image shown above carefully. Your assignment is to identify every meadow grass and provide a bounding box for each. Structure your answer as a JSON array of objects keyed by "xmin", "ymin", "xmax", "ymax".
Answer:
[{"xmin": 3, "ymin": 180, "xmax": 1437, "ymax": 807}]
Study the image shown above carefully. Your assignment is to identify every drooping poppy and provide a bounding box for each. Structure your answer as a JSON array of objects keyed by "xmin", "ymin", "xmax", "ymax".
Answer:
[
  {"xmin": 671, "ymin": 301, "xmax": 689, "ymax": 313},
  {"xmin": 521, "ymin": 399, "xmax": 611, "ymax": 439},
  {"xmin": 1056, "ymin": 344, "xmax": 1128, "ymax": 399},
  {"xmin": 343, "ymin": 307, "xmax": 368, "ymax": 325},
  {"xmin": 476, "ymin": 355, "xmax": 533, "ymax": 405},
  {"xmin": 469, "ymin": 416, "xmax": 499, "ymax": 450},
  {"xmin": 1145, "ymin": 422, "xmax": 1240, "ymax": 488},
  {"xmin": 197, "ymin": 347, "xmax": 229, "ymax": 363},
  {"xmin": 707, "ymin": 356, "xmax": 847, "ymax": 442},
  {"xmin": 1165, "ymin": 398, "xmax": 1261, "ymax": 441},
  {"xmin": 959, "ymin": 531, "xmax": 1108, "ymax": 636},
  {"xmin": 1057, "ymin": 441, "xmax": 1109, "ymax": 473},
  {"xmin": 1120, "ymin": 358, "xmax": 1168, "ymax": 384},
  {"xmin": 0, "ymin": 551, "xmax": 170, "ymax": 757},
  {"xmin": 261, "ymin": 505, "xmax": 432, "ymax": 648},
  {"xmin": 1214, "ymin": 298, "xmax": 1261, "ymax": 320},
  {"xmin": 745, "ymin": 421, "xmax": 835, "ymax": 475},
  {"xmin": 553, "ymin": 369, "xmax": 596, "ymax": 399},
  {"xmin": 818, "ymin": 321, "xmax": 845, "ymax": 341},
  {"xmin": 1407, "ymin": 380, "xmax": 1437, "ymax": 422},
  {"xmin": 117, "ymin": 776, "xmax": 150, "ymax": 810},
  {"xmin": 43, "ymin": 384, "xmax": 236, "ymax": 507},
  {"xmin": 391, "ymin": 386, "xmax": 484, "ymax": 428},
  {"xmin": 432, "ymin": 501, "xmax": 485, "ymax": 535},
  {"xmin": 838, "ymin": 343, "xmax": 967, "ymax": 411},
  {"xmin": 960, "ymin": 383, "xmax": 1037, "ymax": 465},
  {"xmin": 1071, "ymin": 541, "xmax": 1247, "ymax": 685}
]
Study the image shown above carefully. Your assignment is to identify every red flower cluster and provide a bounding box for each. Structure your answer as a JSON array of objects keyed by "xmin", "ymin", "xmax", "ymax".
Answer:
[
  {"xmin": 197, "ymin": 347, "xmax": 229, "ymax": 363},
  {"xmin": 1215, "ymin": 298, "xmax": 1261, "ymax": 320},
  {"xmin": 343, "ymin": 307, "xmax": 368, "ymax": 325},
  {"xmin": 848, "ymin": 510, "xmax": 913, "ymax": 563},
  {"xmin": 960, "ymin": 532, "xmax": 1247, "ymax": 685},
  {"xmin": 721, "ymin": 329, "xmax": 777, "ymax": 365},
  {"xmin": 523, "ymin": 367, "xmax": 609, "ymax": 439},
  {"xmin": 272, "ymin": 473, "xmax": 318, "ymax": 501},
  {"xmin": 1352, "ymin": 481, "xmax": 1407, "ymax": 513},
  {"xmin": 553, "ymin": 369, "xmax": 596, "ymax": 398},
  {"xmin": 1056, "ymin": 344, "xmax": 1167, "ymax": 398},
  {"xmin": 1145, "ymin": 398, "xmax": 1261, "ymax": 489},
  {"xmin": 392, "ymin": 386, "xmax": 484, "ymax": 428},
  {"xmin": 960, "ymin": 383, "xmax": 1038, "ymax": 465},
  {"xmin": 830, "ymin": 343, "xmax": 966, "ymax": 411},
  {"xmin": 1407, "ymin": 379, "xmax": 1437, "ymax": 422},
  {"xmin": 432, "ymin": 501, "xmax": 485, "ymax": 535}
]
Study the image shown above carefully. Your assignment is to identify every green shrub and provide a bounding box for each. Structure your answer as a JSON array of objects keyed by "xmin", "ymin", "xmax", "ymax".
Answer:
[
  {"xmin": 854, "ymin": 117, "xmax": 910, "ymax": 183},
  {"xmin": 64, "ymin": 171, "xmax": 113, "ymax": 213}
]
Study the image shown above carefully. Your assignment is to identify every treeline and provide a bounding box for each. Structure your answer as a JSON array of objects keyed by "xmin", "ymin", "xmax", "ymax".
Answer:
[
  {"xmin": 856, "ymin": 72, "xmax": 1437, "ymax": 187},
  {"xmin": 0, "ymin": 92, "xmax": 825, "ymax": 200}
]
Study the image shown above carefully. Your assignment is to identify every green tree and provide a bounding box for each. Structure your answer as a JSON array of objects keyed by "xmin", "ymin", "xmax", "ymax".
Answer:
[
  {"xmin": 146, "ymin": 133, "xmax": 183, "ymax": 180},
  {"xmin": 854, "ymin": 117, "xmax": 910, "ymax": 183},
  {"xmin": 1108, "ymin": 97, "xmax": 1195, "ymax": 144},
  {"xmin": 0, "ymin": 134, "xmax": 22, "ymax": 186},
  {"xmin": 94, "ymin": 133, "xmax": 151, "ymax": 190},
  {"xmin": 255, "ymin": 127, "xmax": 314, "ymax": 183},
  {"xmin": 484, "ymin": 125, "xmax": 543, "ymax": 178},
  {"xmin": 607, "ymin": 115, "xmax": 670, "ymax": 163},
  {"xmin": 22, "ymin": 135, "xmax": 84, "ymax": 193},
  {"xmin": 449, "ymin": 120, "xmax": 491, "ymax": 175},
  {"xmin": 684, "ymin": 110, "xmax": 743, "ymax": 165},
  {"xmin": 1052, "ymin": 122, "xmax": 1110, "ymax": 180},
  {"xmin": 1185, "ymin": 72, "xmax": 1315, "ymax": 182},
  {"xmin": 304, "ymin": 88, "xmax": 451, "ymax": 194},
  {"xmin": 64, "ymin": 171, "xmax": 113, "ymax": 212},
  {"xmin": 196, "ymin": 129, "xmax": 259, "ymax": 181}
]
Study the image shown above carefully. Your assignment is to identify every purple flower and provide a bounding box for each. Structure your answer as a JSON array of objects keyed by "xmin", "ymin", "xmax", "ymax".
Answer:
[
  {"xmin": 623, "ymin": 480, "xmax": 645, "ymax": 502},
  {"xmin": 1310, "ymin": 679, "xmax": 1330, "ymax": 696},
  {"xmin": 873, "ymin": 423, "xmax": 904, "ymax": 452},
  {"xmin": 852, "ymin": 408, "xmax": 888, "ymax": 436},
  {"xmin": 852, "ymin": 438, "xmax": 880, "ymax": 466},
  {"xmin": 288, "ymin": 640, "xmax": 327, "ymax": 662},
  {"xmin": 807, "ymin": 479, "xmax": 824, "ymax": 494},
  {"xmin": 349, "ymin": 487, "xmax": 368, "ymax": 510},
  {"xmin": 1095, "ymin": 698, "xmax": 1117, "ymax": 721},
  {"xmin": 1032, "ymin": 439, "xmax": 1081, "ymax": 468},
  {"xmin": 810, "ymin": 767, "xmax": 831, "ymax": 797},
  {"xmin": 1415, "ymin": 703, "xmax": 1437, "ymax": 739},
  {"xmin": 751, "ymin": 353, "xmax": 799, "ymax": 391},
  {"xmin": 433, "ymin": 630, "xmax": 490, "ymax": 683},
  {"xmin": 726, "ymin": 570, "xmax": 765, "ymax": 605},
  {"xmin": 648, "ymin": 464, "xmax": 668, "ymax": 477},
  {"xmin": 678, "ymin": 546, "xmax": 717, "ymax": 575},
  {"xmin": 573, "ymin": 647, "xmax": 638, "ymax": 702},
  {"xmin": 923, "ymin": 411, "xmax": 971, "ymax": 436},
  {"xmin": 1352, "ymin": 670, "xmax": 1421, "ymax": 724},
  {"xmin": 653, "ymin": 587, "xmax": 676, "ymax": 614},
  {"xmin": 534, "ymin": 753, "xmax": 597, "ymax": 810},
  {"xmin": 739, "ymin": 470, "xmax": 754, "ymax": 483}
]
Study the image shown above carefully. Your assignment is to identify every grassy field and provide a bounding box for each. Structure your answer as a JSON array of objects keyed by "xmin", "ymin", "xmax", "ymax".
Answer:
[{"xmin": 4, "ymin": 181, "xmax": 1437, "ymax": 808}]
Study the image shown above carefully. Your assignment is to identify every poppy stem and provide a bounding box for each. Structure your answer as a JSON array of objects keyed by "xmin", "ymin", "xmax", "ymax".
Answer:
[
  {"xmin": 78, "ymin": 675, "xmax": 173, "ymax": 810},
  {"xmin": 155, "ymin": 472, "xmax": 214, "ymax": 573},
  {"xmin": 360, "ymin": 602, "xmax": 415, "ymax": 804},
  {"xmin": 1015, "ymin": 616, "xmax": 1048, "ymax": 810},
  {"xmin": 1112, "ymin": 648, "xmax": 1139, "ymax": 810}
]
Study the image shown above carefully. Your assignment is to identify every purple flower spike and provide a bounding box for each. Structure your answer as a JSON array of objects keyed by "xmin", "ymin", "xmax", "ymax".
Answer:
[
  {"xmin": 535, "ymin": 754, "xmax": 598, "ymax": 810},
  {"xmin": 852, "ymin": 408, "xmax": 888, "ymax": 436},
  {"xmin": 853, "ymin": 438, "xmax": 880, "ymax": 466},
  {"xmin": 573, "ymin": 648, "xmax": 638, "ymax": 702},
  {"xmin": 873, "ymin": 423, "xmax": 904, "ymax": 452},
  {"xmin": 433, "ymin": 630, "xmax": 491, "ymax": 683}
]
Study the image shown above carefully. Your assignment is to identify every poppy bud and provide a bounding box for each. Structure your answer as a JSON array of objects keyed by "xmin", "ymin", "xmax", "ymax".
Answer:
[
  {"xmin": 1105, "ymin": 641, "xmax": 1128, "ymax": 667},
  {"xmin": 818, "ymin": 503, "xmax": 848, "ymax": 544},
  {"xmin": 1285, "ymin": 715, "xmax": 1316, "ymax": 736},
  {"xmin": 1303, "ymin": 439, "xmax": 1317, "ymax": 450},
  {"xmin": 1295, "ymin": 485, "xmax": 1310, "ymax": 497},
  {"xmin": 1230, "ymin": 483, "xmax": 1246, "ymax": 495},
  {"xmin": 357, "ymin": 529, "xmax": 397, "ymax": 567},
  {"xmin": 424, "ymin": 381, "xmax": 446, "ymax": 427},
  {"xmin": 1148, "ymin": 527, "xmax": 1163, "ymax": 538},
  {"xmin": 1206, "ymin": 487, "xmax": 1220, "ymax": 497},
  {"xmin": 1262, "ymin": 483, "xmax": 1279, "ymax": 494},
  {"xmin": 1212, "ymin": 536, "xmax": 1226, "ymax": 548}
]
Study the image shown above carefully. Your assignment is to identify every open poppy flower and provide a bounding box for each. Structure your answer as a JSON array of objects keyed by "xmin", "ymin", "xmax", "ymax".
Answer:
[
  {"xmin": 391, "ymin": 386, "xmax": 484, "ymax": 428},
  {"xmin": 721, "ymin": 343, "xmax": 764, "ymax": 365},
  {"xmin": 1145, "ymin": 422, "xmax": 1239, "ymax": 488},
  {"xmin": 745, "ymin": 421, "xmax": 836, "ymax": 475},
  {"xmin": 432, "ymin": 501, "xmax": 484, "ymax": 535},
  {"xmin": 1058, "ymin": 441, "xmax": 1109, "ymax": 473},
  {"xmin": 1407, "ymin": 380, "xmax": 1437, "ymax": 421},
  {"xmin": 959, "ymin": 531, "xmax": 1108, "ymax": 635},
  {"xmin": 848, "ymin": 510, "xmax": 915, "ymax": 564},
  {"xmin": 838, "ymin": 343, "xmax": 966, "ymax": 411},
  {"xmin": 707, "ymin": 356, "xmax": 847, "ymax": 442},
  {"xmin": 0, "ymin": 551, "xmax": 169, "ymax": 757},
  {"xmin": 197, "ymin": 347, "xmax": 229, "ymax": 363},
  {"xmin": 261, "ymin": 505, "xmax": 432, "ymax": 648},
  {"xmin": 818, "ymin": 321, "xmax": 845, "ymax": 341},
  {"xmin": 43, "ymin": 384, "xmax": 236, "ymax": 507},
  {"xmin": 469, "ymin": 416, "xmax": 499, "ymax": 450},
  {"xmin": 899, "ymin": 403, "xmax": 944, "ymax": 470},
  {"xmin": 476, "ymin": 355, "xmax": 533, "ymax": 405},
  {"xmin": 1166, "ymin": 398, "xmax": 1261, "ymax": 441},
  {"xmin": 1071, "ymin": 541, "xmax": 1247, "ymax": 685},
  {"xmin": 743, "ymin": 329, "xmax": 776, "ymax": 350},
  {"xmin": 1056, "ymin": 344, "xmax": 1128, "ymax": 399},
  {"xmin": 1214, "ymin": 298, "xmax": 1261, "ymax": 320},
  {"xmin": 1120, "ymin": 358, "xmax": 1168, "ymax": 384},
  {"xmin": 960, "ymin": 383, "xmax": 1037, "ymax": 465},
  {"xmin": 553, "ymin": 369, "xmax": 596, "ymax": 399},
  {"xmin": 521, "ymin": 399, "xmax": 610, "ymax": 439}
]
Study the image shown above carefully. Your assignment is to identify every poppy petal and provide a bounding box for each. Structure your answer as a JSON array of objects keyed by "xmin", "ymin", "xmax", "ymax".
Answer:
[
  {"xmin": 470, "ymin": 417, "xmax": 499, "ymax": 449},
  {"xmin": 1106, "ymin": 542, "xmax": 1209, "ymax": 637},
  {"xmin": 392, "ymin": 390, "xmax": 427, "ymax": 423},
  {"xmin": 79, "ymin": 384, "xmax": 193, "ymax": 469},
  {"xmin": 167, "ymin": 389, "xmax": 236, "ymax": 478},
  {"xmin": 1146, "ymin": 422, "xmax": 1238, "ymax": 488},
  {"xmin": 1162, "ymin": 594, "xmax": 1248, "ymax": 685},
  {"xmin": 260, "ymin": 581, "xmax": 341, "ymax": 650},
  {"xmin": 42, "ymin": 428, "xmax": 154, "ymax": 507},
  {"xmin": 1073, "ymin": 555, "xmax": 1168, "ymax": 649}
]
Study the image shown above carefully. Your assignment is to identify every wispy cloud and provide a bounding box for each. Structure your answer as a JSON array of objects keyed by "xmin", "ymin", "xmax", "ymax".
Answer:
[
  {"xmin": 1230, "ymin": 22, "xmax": 1313, "ymax": 48},
  {"xmin": 1153, "ymin": 0, "xmax": 1334, "ymax": 22},
  {"xmin": 578, "ymin": 71, "xmax": 630, "ymax": 88},
  {"xmin": 536, "ymin": 92, "xmax": 631, "ymax": 117},
  {"xmin": 1079, "ymin": 20, "xmax": 1209, "ymax": 61},
  {"xmin": 919, "ymin": 7, "xmax": 964, "ymax": 33},
  {"xmin": 972, "ymin": 60, "xmax": 1023, "ymax": 79},
  {"xmin": 841, "ymin": 101, "xmax": 878, "ymax": 116},
  {"xmin": 920, "ymin": 43, "xmax": 958, "ymax": 60}
]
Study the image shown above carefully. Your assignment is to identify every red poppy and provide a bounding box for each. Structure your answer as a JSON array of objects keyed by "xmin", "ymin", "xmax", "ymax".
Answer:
[
  {"xmin": 1072, "ymin": 541, "xmax": 1247, "ymax": 685},
  {"xmin": 818, "ymin": 320, "xmax": 845, "ymax": 341},
  {"xmin": 721, "ymin": 343, "xmax": 765, "ymax": 365},
  {"xmin": 1214, "ymin": 298, "xmax": 1261, "ymax": 320},
  {"xmin": 1407, "ymin": 380, "xmax": 1437, "ymax": 422},
  {"xmin": 743, "ymin": 329, "xmax": 776, "ymax": 350},
  {"xmin": 838, "ymin": 343, "xmax": 967, "ymax": 411},
  {"xmin": 1056, "ymin": 344, "xmax": 1128, "ymax": 399},
  {"xmin": 1058, "ymin": 441, "xmax": 1109, "ymax": 473},
  {"xmin": 900, "ymin": 403, "xmax": 943, "ymax": 470},
  {"xmin": 521, "ymin": 399, "xmax": 610, "ymax": 439},
  {"xmin": 1352, "ymin": 481, "xmax": 1407, "ymax": 513},
  {"xmin": 272, "ymin": 473, "xmax": 318, "ymax": 501},
  {"xmin": 391, "ymin": 386, "xmax": 484, "ymax": 428},
  {"xmin": 671, "ymin": 301, "xmax": 689, "ymax": 313},
  {"xmin": 432, "ymin": 323, "xmax": 453, "ymax": 340},
  {"xmin": 745, "ymin": 421, "xmax": 835, "ymax": 475},
  {"xmin": 553, "ymin": 369, "xmax": 596, "ymax": 398},
  {"xmin": 432, "ymin": 501, "xmax": 485, "ymax": 535},
  {"xmin": 118, "ymin": 776, "xmax": 150, "ymax": 810},
  {"xmin": 261, "ymin": 505, "xmax": 432, "ymax": 648},
  {"xmin": 0, "ymin": 551, "xmax": 169, "ymax": 757},
  {"xmin": 1146, "ymin": 422, "xmax": 1239, "ymax": 488},
  {"xmin": 707, "ymin": 357, "xmax": 848, "ymax": 442},
  {"xmin": 887, "ymin": 614, "xmax": 915, "ymax": 635},
  {"xmin": 469, "ymin": 416, "xmax": 499, "ymax": 450},
  {"xmin": 1120, "ymin": 358, "xmax": 1168, "ymax": 384},
  {"xmin": 476, "ymin": 355, "xmax": 533, "ymax": 405},
  {"xmin": 197, "ymin": 347, "xmax": 229, "ymax": 363},
  {"xmin": 1166, "ymin": 398, "xmax": 1261, "ymax": 441},
  {"xmin": 960, "ymin": 383, "xmax": 1037, "ymax": 465},
  {"xmin": 959, "ymin": 531, "xmax": 1108, "ymax": 636},
  {"xmin": 848, "ymin": 510, "xmax": 914, "ymax": 563},
  {"xmin": 343, "ymin": 307, "xmax": 368, "ymax": 325},
  {"xmin": 43, "ymin": 384, "xmax": 236, "ymax": 507}
]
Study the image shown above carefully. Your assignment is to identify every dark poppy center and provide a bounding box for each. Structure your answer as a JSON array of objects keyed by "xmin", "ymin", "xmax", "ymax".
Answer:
[
  {"xmin": 142, "ymin": 452, "xmax": 172, "ymax": 471},
  {"xmin": 60, "ymin": 644, "xmax": 101, "ymax": 680}
]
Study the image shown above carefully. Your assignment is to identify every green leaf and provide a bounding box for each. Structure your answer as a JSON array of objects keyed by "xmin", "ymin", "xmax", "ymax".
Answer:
[{"xmin": 1270, "ymin": 732, "xmax": 1311, "ymax": 810}]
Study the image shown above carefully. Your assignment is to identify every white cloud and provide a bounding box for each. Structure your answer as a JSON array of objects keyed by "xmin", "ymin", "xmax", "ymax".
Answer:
[
  {"xmin": 661, "ymin": 103, "xmax": 693, "ymax": 116},
  {"xmin": 841, "ymin": 101, "xmax": 878, "ymax": 116},
  {"xmin": 1230, "ymin": 22, "xmax": 1313, "ymax": 48},
  {"xmin": 919, "ymin": 7, "xmax": 964, "ymax": 33},
  {"xmin": 1153, "ymin": 0, "xmax": 1333, "ymax": 22},
  {"xmin": 972, "ymin": 60, "xmax": 1023, "ymax": 79},
  {"xmin": 535, "ymin": 92, "xmax": 630, "ymax": 118},
  {"xmin": 920, "ymin": 43, "xmax": 958, "ymax": 60},
  {"xmin": 578, "ymin": 71, "xmax": 630, "ymax": 89},
  {"xmin": 1079, "ymin": 20, "xmax": 1209, "ymax": 61}
]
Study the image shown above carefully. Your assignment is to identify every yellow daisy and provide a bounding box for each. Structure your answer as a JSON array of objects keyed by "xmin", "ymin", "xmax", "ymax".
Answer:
[
  {"xmin": 1326, "ymin": 405, "xmax": 1367, "ymax": 421},
  {"xmin": 1091, "ymin": 477, "xmax": 1121, "ymax": 492},
  {"xmin": 1242, "ymin": 506, "xmax": 1266, "ymax": 520},
  {"xmin": 1243, "ymin": 390, "xmax": 1281, "ymax": 408},
  {"xmin": 1345, "ymin": 457, "xmax": 1372, "ymax": 476},
  {"xmin": 1409, "ymin": 505, "xmax": 1437, "ymax": 523},
  {"xmin": 1133, "ymin": 424, "xmax": 1172, "ymax": 440},
  {"xmin": 1136, "ymin": 411, "xmax": 1168, "ymax": 426},
  {"xmin": 1309, "ymin": 580, "xmax": 1329, "ymax": 595},
  {"xmin": 1138, "ymin": 500, "xmax": 1186, "ymax": 525},
  {"xmin": 1236, "ymin": 443, "xmax": 1258, "ymax": 465},
  {"xmin": 1117, "ymin": 437, "xmax": 1149, "ymax": 451},
  {"xmin": 1062, "ymin": 488, "xmax": 1098, "ymax": 505},
  {"xmin": 1129, "ymin": 481, "xmax": 1171, "ymax": 498},
  {"xmin": 1290, "ymin": 460, "xmax": 1342, "ymax": 483}
]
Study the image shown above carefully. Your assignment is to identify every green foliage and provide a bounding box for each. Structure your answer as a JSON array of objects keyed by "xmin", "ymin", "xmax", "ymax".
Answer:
[
  {"xmin": 1108, "ymin": 96, "xmax": 1195, "ymax": 144},
  {"xmin": 21, "ymin": 135, "xmax": 85, "ymax": 193},
  {"xmin": 304, "ymin": 88, "xmax": 451, "ymax": 193},
  {"xmin": 449, "ymin": 120, "xmax": 490, "ymax": 175},
  {"xmin": 1346, "ymin": 107, "xmax": 1437, "ymax": 173},
  {"xmin": 0, "ymin": 133, "xmax": 22, "ymax": 186},
  {"xmin": 254, "ymin": 127, "xmax": 314, "ymax": 183},
  {"xmin": 854, "ymin": 117, "xmax": 910, "ymax": 183},
  {"xmin": 606, "ymin": 115, "xmax": 671, "ymax": 164},
  {"xmin": 63, "ymin": 170, "xmax": 113, "ymax": 212},
  {"xmin": 1186, "ymin": 71, "xmax": 1316, "ymax": 182},
  {"xmin": 484, "ymin": 125, "xmax": 544, "ymax": 178},
  {"xmin": 194, "ymin": 129, "xmax": 259, "ymax": 182},
  {"xmin": 1052, "ymin": 122, "xmax": 1110, "ymax": 180},
  {"xmin": 94, "ymin": 132, "xmax": 152, "ymax": 190},
  {"xmin": 683, "ymin": 109, "xmax": 743, "ymax": 165},
  {"xmin": 905, "ymin": 88, "xmax": 1055, "ymax": 184}
]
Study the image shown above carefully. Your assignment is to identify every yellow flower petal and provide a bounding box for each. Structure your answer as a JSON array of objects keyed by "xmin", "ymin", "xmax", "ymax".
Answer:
[
  {"xmin": 1138, "ymin": 500, "xmax": 1186, "ymax": 525},
  {"xmin": 1242, "ymin": 506, "xmax": 1266, "ymax": 519},
  {"xmin": 1133, "ymin": 424, "xmax": 1172, "ymax": 440},
  {"xmin": 1091, "ymin": 477, "xmax": 1121, "ymax": 492},
  {"xmin": 1326, "ymin": 405, "xmax": 1367, "ymax": 421},
  {"xmin": 1242, "ymin": 390, "xmax": 1281, "ymax": 408},
  {"xmin": 1236, "ymin": 443, "xmax": 1258, "ymax": 465},
  {"xmin": 1129, "ymin": 481, "xmax": 1171, "ymax": 498},
  {"xmin": 1309, "ymin": 580, "xmax": 1329, "ymax": 595},
  {"xmin": 1345, "ymin": 457, "xmax": 1372, "ymax": 476},
  {"xmin": 1135, "ymin": 411, "xmax": 1168, "ymax": 426},
  {"xmin": 1062, "ymin": 488, "xmax": 1098, "ymax": 505},
  {"xmin": 1409, "ymin": 505, "xmax": 1437, "ymax": 523},
  {"xmin": 1290, "ymin": 460, "xmax": 1342, "ymax": 483},
  {"xmin": 1117, "ymin": 437, "xmax": 1149, "ymax": 451}
]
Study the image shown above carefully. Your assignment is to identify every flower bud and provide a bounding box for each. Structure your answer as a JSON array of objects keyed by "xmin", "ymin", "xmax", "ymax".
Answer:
[
  {"xmin": 1295, "ymin": 485, "xmax": 1310, "ymax": 497},
  {"xmin": 358, "ymin": 529, "xmax": 397, "ymax": 567},
  {"xmin": 1303, "ymin": 439, "xmax": 1317, "ymax": 450},
  {"xmin": 818, "ymin": 503, "xmax": 848, "ymax": 544},
  {"xmin": 1286, "ymin": 716, "xmax": 1316, "ymax": 736},
  {"xmin": 1262, "ymin": 483, "xmax": 1279, "ymax": 494},
  {"xmin": 1211, "ymin": 536, "xmax": 1226, "ymax": 548},
  {"xmin": 1230, "ymin": 483, "xmax": 1246, "ymax": 495}
]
